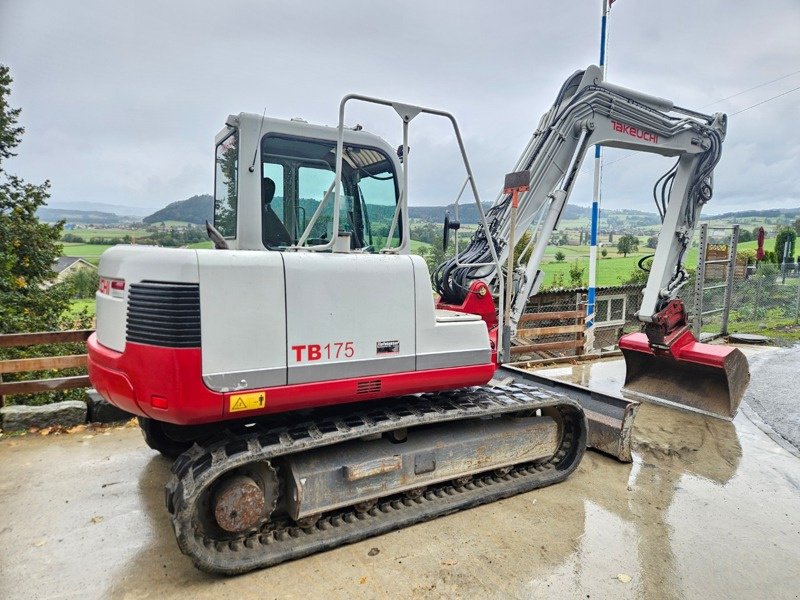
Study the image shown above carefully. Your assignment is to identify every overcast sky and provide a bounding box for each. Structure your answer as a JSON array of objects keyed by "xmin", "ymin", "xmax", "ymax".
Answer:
[{"xmin": 1, "ymin": 0, "xmax": 798, "ymax": 216}]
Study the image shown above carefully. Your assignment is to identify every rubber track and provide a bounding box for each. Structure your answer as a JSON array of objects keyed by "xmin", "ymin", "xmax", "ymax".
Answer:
[{"xmin": 166, "ymin": 383, "xmax": 587, "ymax": 575}]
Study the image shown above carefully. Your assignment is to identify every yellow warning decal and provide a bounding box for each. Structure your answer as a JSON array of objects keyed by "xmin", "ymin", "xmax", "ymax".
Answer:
[{"xmin": 229, "ymin": 391, "xmax": 266, "ymax": 413}]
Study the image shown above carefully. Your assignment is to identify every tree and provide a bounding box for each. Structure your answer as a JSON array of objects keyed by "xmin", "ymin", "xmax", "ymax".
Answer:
[
  {"xmin": 0, "ymin": 64, "xmax": 71, "ymax": 333},
  {"xmin": 0, "ymin": 65, "xmax": 92, "ymax": 407},
  {"xmin": 616, "ymin": 234, "xmax": 639, "ymax": 257},
  {"xmin": 608, "ymin": 231, "xmax": 614, "ymax": 243},
  {"xmin": 794, "ymin": 218, "xmax": 800, "ymax": 236},
  {"xmin": 568, "ymin": 260, "xmax": 585, "ymax": 286},
  {"xmin": 415, "ymin": 232, "xmax": 451, "ymax": 284},
  {"xmin": 554, "ymin": 250, "xmax": 566, "ymax": 262},
  {"xmin": 645, "ymin": 236, "xmax": 658, "ymax": 249},
  {"xmin": 601, "ymin": 248, "xmax": 608, "ymax": 258},
  {"xmin": 737, "ymin": 228, "xmax": 753, "ymax": 243},
  {"xmin": 774, "ymin": 227, "xmax": 797, "ymax": 262}
]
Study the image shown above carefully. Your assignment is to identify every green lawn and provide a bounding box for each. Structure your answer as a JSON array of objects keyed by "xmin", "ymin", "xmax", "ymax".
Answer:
[
  {"xmin": 410, "ymin": 239, "xmax": 431, "ymax": 252},
  {"xmin": 534, "ymin": 237, "xmax": 776, "ymax": 289},
  {"xmin": 148, "ymin": 220, "xmax": 193, "ymax": 227},
  {"xmin": 66, "ymin": 298, "xmax": 96, "ymax": 319},
  {"xmin": 66, "ymin": 227, "xmax": 148, "ymax": 240},
  {"xmin": 60, "ymin": 243, "xmax": 113, "ymax": 265}
]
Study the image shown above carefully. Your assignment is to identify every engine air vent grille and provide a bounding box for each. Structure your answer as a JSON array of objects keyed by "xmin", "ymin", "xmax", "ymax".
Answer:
[
  {"xmin": 356, "ymin": 379, "xmax": 382, "ymax": 394},
  {"xmin": 126, "ymin": 282, "xmax": 201, "ymax": 348}
]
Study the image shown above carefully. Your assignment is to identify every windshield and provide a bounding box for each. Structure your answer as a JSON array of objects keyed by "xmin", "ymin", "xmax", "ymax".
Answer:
[{"xmin": 260, "ymin": 134, "xmax": 399, "ymax": 250}]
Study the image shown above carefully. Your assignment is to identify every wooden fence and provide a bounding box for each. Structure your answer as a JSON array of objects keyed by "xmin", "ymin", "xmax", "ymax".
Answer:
[
  {"xmin": 510, "ymin": 307, "xmax": 586, "ymax": 359},
  {"xmin": 0, "ymin": 329, "xmax": 94, "ymax": 406}
]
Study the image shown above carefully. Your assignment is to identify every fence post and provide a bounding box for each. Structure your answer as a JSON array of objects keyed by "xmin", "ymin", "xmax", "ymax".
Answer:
[
  {"xmin": 754, "ymin": 270, "xmax": 763, "ymax": 320},
  {"xmin": 720, "ymin": 225, "xmax": 739, "ymax": 336},
  {"xmin": 576, "ymin": 292, "xmax": 585, "ymax": 355},
  {"xmin": 795, "ymin": 278, "xmax": 800, "ymax": 325},
  {"xmin": 692, "ymin": 223, "xmax": 708, "ymax": 338}
]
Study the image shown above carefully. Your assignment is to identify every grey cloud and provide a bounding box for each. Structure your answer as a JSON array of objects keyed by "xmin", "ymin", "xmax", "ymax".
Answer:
[{"xmin": 1, "ymin": 0, "xmax": 798, "ymax": 213}]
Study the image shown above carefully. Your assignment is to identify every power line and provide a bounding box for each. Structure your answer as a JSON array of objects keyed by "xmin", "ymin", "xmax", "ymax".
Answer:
[
  {"xmin": 701, "ymin": 68, "xmax": 800, "ymax": 108},
  {"xmin": 578, "ymin": 74, "xmax": 800, "ymax": 176},
  {"xmin": 730, "ymin": 84, "xmax": 800, "ymax": 115}
]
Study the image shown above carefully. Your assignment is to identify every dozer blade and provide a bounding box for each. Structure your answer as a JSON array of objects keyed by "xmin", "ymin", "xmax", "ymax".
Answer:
[
  {"xmin": 495, "ymin": 365, "xmax": 639, "ymax": 462},
  {"xmin": 619, "ymin": 332, "xmax": 750, "ymax": 420}
]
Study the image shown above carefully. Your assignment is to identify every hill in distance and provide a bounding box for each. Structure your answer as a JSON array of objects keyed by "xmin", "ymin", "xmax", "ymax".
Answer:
[
  {"xmin": 37, "ymin": 207, "xmax": 138, "ymax": 225},
  {"xmin": 142, "ymin": 193, "xmax": 800, "ymax": 229},
  {"xmin": 143, "ymin": 194, "xmax": 213, "ymax": 224},
  {"xmin": 46, "ymin": 200, "xmax": 154, "ymax": 217}
]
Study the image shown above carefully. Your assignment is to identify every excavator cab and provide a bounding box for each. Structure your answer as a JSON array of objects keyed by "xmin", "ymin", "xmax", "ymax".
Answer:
[{"xmin": 212, "ymin": 113, "xmax": 402, "ymax": 254}]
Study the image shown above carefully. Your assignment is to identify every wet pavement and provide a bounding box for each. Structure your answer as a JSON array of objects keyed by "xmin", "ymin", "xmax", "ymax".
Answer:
[{"xmin": 1, "ymin": 350, "xmax": 799, "ymax": 599}]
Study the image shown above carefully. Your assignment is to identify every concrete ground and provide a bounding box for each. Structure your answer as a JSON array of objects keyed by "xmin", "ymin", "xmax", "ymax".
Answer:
[{"xmin": 1, "ymin": 350, "xmax": 799, "ymax": 599}]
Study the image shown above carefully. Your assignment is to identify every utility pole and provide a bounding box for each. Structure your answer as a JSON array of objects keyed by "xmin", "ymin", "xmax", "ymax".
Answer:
[{"xmin": 586, "ymin": 0, "xmax": 610, "ymax": 350}]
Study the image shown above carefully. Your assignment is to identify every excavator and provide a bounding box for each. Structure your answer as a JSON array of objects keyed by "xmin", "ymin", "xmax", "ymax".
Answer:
[{"xmin": 87, "ymin": 65, "xmax": 749, "ymax": 574}]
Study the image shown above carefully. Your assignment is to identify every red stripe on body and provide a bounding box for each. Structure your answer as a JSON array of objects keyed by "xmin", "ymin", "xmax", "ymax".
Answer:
[{"xmin": 87, "ymin": 334, "xmax": 496, "ymax": 426}]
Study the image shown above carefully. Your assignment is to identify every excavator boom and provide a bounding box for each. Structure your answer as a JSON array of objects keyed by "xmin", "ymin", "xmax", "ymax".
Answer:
[{"xmin": 435, "ymin": 65, "xmax": 749, "ymax": 419}]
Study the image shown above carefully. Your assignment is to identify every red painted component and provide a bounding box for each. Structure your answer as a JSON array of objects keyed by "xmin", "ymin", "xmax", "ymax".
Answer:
[
  {"xmin": 618, "ymin": 330, "xmax": 734, "ymax": 368},
  {"xmin": 436, "ymin": 281, "xmax": 497, "ymax": 329},
  {"xmin": 88, "ymin": 335, "xmax": 222, "ymax": 425},
  {"xmin": 436, "ymin": 280, "xmax": 499, "ymax": 363},
  {"xmin": 87, "ymin": 334, "xmax": 497, "ymax": 426}
]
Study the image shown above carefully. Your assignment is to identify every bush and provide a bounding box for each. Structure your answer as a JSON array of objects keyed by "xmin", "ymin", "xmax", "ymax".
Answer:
[
  {"xmin": 568, "ymin": 260, "xmax": 585, "ymax": 286},
  {"xmin": 554, "ymin": 250, "xmax": 566, "ymax": 262},
  {"xmin": 601, "ymin": 248, "xmax": 608, "ymax": 258},
  {"xmin": 775, "ymin": 227, "xmax": 797, "ymax": 261},
  {"xmin": 62, "ymin": 267, "xmax": 99, "ymax": 299}
]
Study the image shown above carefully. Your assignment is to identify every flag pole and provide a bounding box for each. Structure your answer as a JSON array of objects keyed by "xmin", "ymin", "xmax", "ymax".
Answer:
[{"xmin": 586, "ymin": 0, "xmax": 610, "ymax": 350}]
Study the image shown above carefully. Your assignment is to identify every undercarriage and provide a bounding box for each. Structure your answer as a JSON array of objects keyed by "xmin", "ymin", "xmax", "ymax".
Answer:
[{"xmin": 163, "ymin": 384, "xmax": 586, "ymax": 574}]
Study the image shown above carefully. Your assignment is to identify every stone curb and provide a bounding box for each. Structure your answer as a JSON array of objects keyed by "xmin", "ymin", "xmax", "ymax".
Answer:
[{"xmin": 0, "ymin": 390, "xmax": 132, "ymax": 432}]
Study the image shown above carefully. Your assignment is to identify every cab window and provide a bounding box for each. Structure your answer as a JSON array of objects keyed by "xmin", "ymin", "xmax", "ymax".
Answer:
[
  {"xmin": 213, "ymin": 132, "xmax": 238, "ymax": 238},
  {"xmin": 260, "ymin": 134, "xmax": 399, "ymax": 250}
]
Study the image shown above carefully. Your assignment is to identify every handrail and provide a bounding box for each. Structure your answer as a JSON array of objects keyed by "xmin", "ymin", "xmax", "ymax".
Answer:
[{"xmin": 0, "ymin": 329, "xmax": 94, "ymax": 404}]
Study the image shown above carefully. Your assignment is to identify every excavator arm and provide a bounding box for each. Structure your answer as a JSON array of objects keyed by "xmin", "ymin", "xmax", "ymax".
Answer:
[{"xmin": 435, "ymin": 65, "xmax": 748, "ymax": 419}]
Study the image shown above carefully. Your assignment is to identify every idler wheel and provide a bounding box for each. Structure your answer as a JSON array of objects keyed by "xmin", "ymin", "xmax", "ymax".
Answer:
[{"xmin": 213, "ymin": 475, "xmax": 266, "ymax": 533}]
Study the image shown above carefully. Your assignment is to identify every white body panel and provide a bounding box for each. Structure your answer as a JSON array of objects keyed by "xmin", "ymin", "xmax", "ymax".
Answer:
[
  {"xmin": 96, "ymin": 246, "xmax": 199, "ymax": 352},
  {"xmin": 95, "ymin": 246, "xmax": 492, "ymax": 392},
  {"xmin": 411, "ymin": 256, "xmax": 490, "ymax": 369},
  {"xmin": 283, "ymin": 253, "xmax": 416, "ymax": 384},
  {"xmin": 198, "ymin": 250, "xmax": 286, "ymax": 391}
]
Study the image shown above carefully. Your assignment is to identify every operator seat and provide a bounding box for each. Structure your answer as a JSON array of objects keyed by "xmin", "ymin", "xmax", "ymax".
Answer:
[{"xmin": 262, "ymin": 177, "xmax": 292, "ymax": 248}]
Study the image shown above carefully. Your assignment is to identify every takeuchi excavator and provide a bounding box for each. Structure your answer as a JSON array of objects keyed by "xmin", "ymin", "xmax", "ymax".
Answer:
[{"xmin": 87, "ymin": 65, "xmax": 749, "ymax": 574}]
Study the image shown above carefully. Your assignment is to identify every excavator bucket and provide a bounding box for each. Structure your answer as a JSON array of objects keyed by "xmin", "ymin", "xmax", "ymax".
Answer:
[{"xmin": 619, "ymin": 331, "xmax": 749, "ymax": 420}]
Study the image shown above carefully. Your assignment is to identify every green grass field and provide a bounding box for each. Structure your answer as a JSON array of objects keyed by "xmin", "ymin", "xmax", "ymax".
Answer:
[
  {"xmin": 66, "ymin": 227, "xmax": 149, "ymax": 239},
  {"xmin": 147, "ymin": 220, "xmax": 193, "ymax": 227},
  {"xmin": 534, "ymin": 237, "xmax": 775, "ymax": 288},
  {"xmin": 60, "ymin": 243, "xmax": 113, "ymax": 265},
  {"xmin": 66, "ymin": 298, "xmax": 96, "ymax": 319}
]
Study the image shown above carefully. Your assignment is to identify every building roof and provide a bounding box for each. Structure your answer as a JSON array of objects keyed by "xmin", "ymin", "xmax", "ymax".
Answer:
[{"xmin": 53, "ymin": 256, "xmax": 95, "ymax": 273}]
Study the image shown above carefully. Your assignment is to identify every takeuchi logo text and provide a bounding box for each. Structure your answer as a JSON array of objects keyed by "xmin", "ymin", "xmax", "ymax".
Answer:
[{"xmin": 611, "ymin": 120, "xmax": 659, "ymax": 143}]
